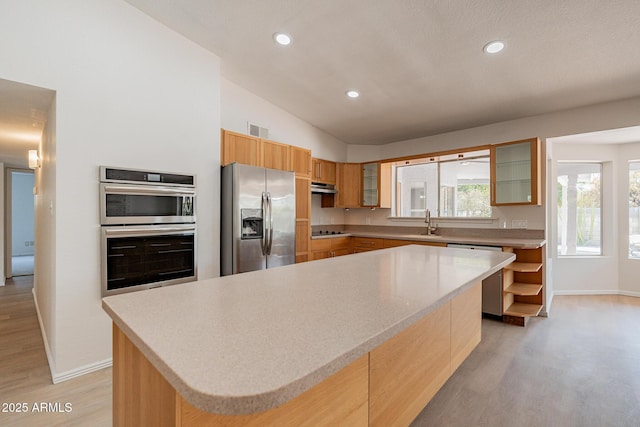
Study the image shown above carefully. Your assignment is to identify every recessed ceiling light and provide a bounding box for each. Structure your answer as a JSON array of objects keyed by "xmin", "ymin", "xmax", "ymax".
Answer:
[
  {"xmin": 273, "ymin": 32, "xmax": 292, "ymax": 46},
  {"xmin": 483, "ymin": 40, "xmax": 505, "ymax": 54},
  {"xmin": 346, "ymin": 90, "xmax": 360, "ymax": 99}
]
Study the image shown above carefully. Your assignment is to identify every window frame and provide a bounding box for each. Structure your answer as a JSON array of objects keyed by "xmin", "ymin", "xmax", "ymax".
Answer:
[
  {"xmin": 390, "ymin": 149, "xmax": 491, "ymax": 219},
  {"xmin": 556, "ymin": 161, "xmax": 603, "ymax": 257},
  {"xmin": 628, "ymin": 160, "xmax": 640, "ymax": 260}
]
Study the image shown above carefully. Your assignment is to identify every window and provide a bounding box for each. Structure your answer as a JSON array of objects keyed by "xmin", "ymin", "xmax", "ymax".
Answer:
[
  {"xmin": 629, "ymin": 161, "xmax": 640, "ymax": 259},
  {"xmin": 557, "ymin": 163, "xmax": 602, "ymax": 256},
  {"xmin": 392, "ymin": 149, "xmax": 490, "ymax": 218}
]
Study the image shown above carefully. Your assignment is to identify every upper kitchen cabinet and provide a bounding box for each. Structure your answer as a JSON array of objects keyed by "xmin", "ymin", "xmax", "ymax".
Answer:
[
  {"xmin": 290, "ymin": 146, "xmax": 312, "ymax": 178},
  {"xmin": 362, "ymin": 162, "xmax": 380, "ymax": 207},
  {"xmin": 336, "ymin": 163, "xmax": 361, "ymax": 208},
  {"xmin": 221, "ymin": 129, "xmax": 262, "ymax": 167},
  {"xmin": 262, "ymin": 139, "xmax": 291, "ymax": 171},
  {"xmin": 312, "ymin": 158, "xmax": 336, "ymax": 184},
  {"xmin": 490, "ymin": 138, "xmax": 541, "ymax": 206}
]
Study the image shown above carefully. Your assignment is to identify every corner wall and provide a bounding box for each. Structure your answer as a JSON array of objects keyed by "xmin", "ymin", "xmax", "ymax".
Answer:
[{"xmin": 0, "ymin": 0, "xmax": 221, "ymax": 379}]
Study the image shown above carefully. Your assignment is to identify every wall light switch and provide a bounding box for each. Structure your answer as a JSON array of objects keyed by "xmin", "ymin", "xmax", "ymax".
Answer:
[{"xmin": 511, "ymin": 219, "xmax": 527, "ymax": 229}]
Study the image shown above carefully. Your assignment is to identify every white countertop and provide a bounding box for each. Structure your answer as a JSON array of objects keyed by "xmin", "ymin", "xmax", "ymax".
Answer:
[
  {"xmin": 313, "ymin": 230, "xmax": 545, "ymax": 249},
  {"xmin": 102, "ymin": 245, "xmax": 515, "ymax": 415}
]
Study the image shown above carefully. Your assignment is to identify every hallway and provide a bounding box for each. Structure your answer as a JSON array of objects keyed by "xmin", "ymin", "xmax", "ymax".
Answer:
[{"xmin": 0, "ymin": 276, "xmax": 111, "ymax": 427}]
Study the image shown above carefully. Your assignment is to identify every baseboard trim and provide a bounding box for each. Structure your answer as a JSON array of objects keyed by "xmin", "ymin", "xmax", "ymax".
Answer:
[
  {"xmin": 553, "ymin": 290, "xmax": 640, "ymax": 297},
  {"xmin": 32, "ymin": 289, "xmax": 113, "ymax": 384},
  {"xmin": 52, "ymin": 358, "xmax": 113, "ymax": 384},
  {"xmin": 32, "ymin": 288, "xmax": 58, "ymax": 383}
]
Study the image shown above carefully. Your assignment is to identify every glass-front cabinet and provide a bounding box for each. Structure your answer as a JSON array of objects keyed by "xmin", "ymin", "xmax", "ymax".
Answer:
[
  {"xmin": 362, "ymin": 162, "xmax": 380, "ymax": 207},
  {"xmin": 490, "ymin": 138, "xmax": 540, "ymax": 206}
]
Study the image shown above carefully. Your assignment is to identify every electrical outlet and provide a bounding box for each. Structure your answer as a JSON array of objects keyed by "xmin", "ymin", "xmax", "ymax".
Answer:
[{"xmin": 511, "ymin": 219, "xmax": 527, "ymax": 229}]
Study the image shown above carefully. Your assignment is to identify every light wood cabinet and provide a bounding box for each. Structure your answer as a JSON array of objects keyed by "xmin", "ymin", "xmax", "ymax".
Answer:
[
  {"xmin": 310, "ymin": 237, "xmax": 353, "ymax": 260},
  {"xmin": 336, "ymin": 163, "xmax": 361, "ymax": 208},
  {"xmin": 362, "ymin": 162, "xmax": 380, "ymax": 207},
  {"xmin": 353, "ymin": 237, "xmax": 384, "ymax": 252},
  {"xmin": 502, "ymin": 246, "xmax": 545, "ymax": 327},
  {"xmin": 490, "ymin": 138, "xmax": 541, "ymax": 206},
  {"xmin": 221, "ymin": 129, "xmax": 262, "ymax": 167},
  {"xmin": 221, "ymin": 130, "xmax": 313, "ymax": 264},
  {"xmin": 312, "ymin": 158, "xmax": 337, "ymax": 184},
  {"xmin": 290, "ymin": 146, "xmax": 312, "ymax": 177},
  {"xmin": 262, "ymin": 139, "xmax": 291, "ymax": 171},
  {"xmin": 295, "ymin": 177, "xmax": 311, "ymax": 263}
]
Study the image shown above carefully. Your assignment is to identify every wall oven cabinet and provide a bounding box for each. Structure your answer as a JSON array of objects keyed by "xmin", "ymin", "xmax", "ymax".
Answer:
[
  {"xmin": 100, "ymin": 167, "xmax": 197, "ymax": 296},
  {"xmin": 102, "ymin": 224, "xmax": 196, "ymax": 296}
]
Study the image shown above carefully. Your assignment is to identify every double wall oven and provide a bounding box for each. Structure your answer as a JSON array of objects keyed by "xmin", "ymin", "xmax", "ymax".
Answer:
[{"xmin": 100, "ymin": 167, "xmax": 197, "ymax": 296}]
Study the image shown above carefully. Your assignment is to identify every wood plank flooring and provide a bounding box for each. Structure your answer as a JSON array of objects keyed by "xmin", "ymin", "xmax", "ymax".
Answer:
[
  {"xmin": 0, "ymin": 277, "xmax": 111, "ymax": 427},
  {"xmin": 1, "ymin": 277, "xmax": 639, "ymax": 426}
]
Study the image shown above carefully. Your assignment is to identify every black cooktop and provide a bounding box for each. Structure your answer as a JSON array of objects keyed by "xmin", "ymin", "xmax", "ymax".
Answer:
[{"xmin": 312, "ymin": 230, "xmax": 345, "ymax": 236}]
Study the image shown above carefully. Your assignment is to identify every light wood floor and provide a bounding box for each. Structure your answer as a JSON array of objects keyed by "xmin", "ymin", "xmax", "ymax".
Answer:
[
  {"xmin": 0, "ymin": 276, "xmax": 111, "ymax": 427},
  {"xmin": 1, "ymin": 278, "xmax": 639, "ymax": 426}
]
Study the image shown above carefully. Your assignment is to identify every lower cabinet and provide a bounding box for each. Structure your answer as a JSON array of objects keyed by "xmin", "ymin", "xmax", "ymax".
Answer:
[
  {"xmin": 310, "ymin": 237, "xmax": 353, "ymax": 260},
  {"xmin": 353, "ymin": 237, "xmax": 384, "ymax": 253},
  {"xmin": 112, "ymin": 283, "xmax": 482, "ymax": 426}
]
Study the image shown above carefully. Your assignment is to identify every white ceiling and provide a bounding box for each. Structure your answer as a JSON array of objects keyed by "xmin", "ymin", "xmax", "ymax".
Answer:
[
  {"xmin": 123, "ymin": 0, "xmax": 640, "ymax": 145},
  {"xmin": 0, "ymin": 79, "xmax": 54, "ymax": 167}
]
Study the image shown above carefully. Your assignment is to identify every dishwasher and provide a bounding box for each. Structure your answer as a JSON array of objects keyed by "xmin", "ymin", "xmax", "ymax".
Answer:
[{"xmin": 447, "ymin": 244, "xmax": 503, "ymax": 317}]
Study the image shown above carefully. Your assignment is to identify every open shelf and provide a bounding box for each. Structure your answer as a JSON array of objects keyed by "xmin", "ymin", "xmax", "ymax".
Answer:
[
  {"xmin": 504, "ymin": 262, "xmax": 542, "ymax": 273},
  {"xmin": 504, "ymin": 302, "xmax": 543, "ymax": 318},
  {"xmin": 504, "ymin": 282, "xmax": 543, "ymax": 296}
]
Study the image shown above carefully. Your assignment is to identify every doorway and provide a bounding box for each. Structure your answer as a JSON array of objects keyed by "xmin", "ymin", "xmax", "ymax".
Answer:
[{"xmin": 6, "ymin": 169, "xmax": 35, "ymax": 278}]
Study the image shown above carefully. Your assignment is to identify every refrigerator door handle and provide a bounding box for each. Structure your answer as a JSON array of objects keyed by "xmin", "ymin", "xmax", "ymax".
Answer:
[
  {"xmin": 261, "ymin": 192, "xmax": 268, "ymax": 256},
  {"xmin": 267, "ymin": 192, "xmax": 274, "ymax": 255}
]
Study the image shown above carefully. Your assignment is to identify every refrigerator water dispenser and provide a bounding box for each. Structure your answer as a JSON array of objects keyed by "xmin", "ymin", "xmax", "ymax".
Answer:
[{"xmin": 241, "ymin": 209, "xmax": 263, "ymax": 239}]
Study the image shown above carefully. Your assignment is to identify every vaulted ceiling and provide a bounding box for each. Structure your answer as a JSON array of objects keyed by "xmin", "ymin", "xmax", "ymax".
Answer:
[{"xmin": 124, "ymin": 0, "xmax": 640, "ymax": 145}]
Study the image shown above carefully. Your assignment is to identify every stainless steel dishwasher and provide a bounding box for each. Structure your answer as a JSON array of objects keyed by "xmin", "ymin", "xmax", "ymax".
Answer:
[{"xmin": 447, "ymin": 244, "xmax": 503, "ymax": 316}]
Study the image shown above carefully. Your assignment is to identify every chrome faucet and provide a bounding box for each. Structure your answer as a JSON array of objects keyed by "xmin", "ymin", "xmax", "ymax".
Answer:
[{"xmin": 424, "ymin": 209, "xmax": 436, "ymax": 235}]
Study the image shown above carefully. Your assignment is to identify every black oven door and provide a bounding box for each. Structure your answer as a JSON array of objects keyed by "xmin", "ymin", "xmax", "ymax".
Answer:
[
  {"xmin": 100, "ymin": 183, "xmax": 195, "ymax": 225},
  {"xmin": 102, "ymin": 224, "xmax": 196, "ymax": 296}
]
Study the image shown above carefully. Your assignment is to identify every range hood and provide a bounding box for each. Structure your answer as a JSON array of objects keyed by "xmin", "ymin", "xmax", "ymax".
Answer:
[{"xmin": 311, "ymin": 182, "xmax": 337, "ymax": 194}]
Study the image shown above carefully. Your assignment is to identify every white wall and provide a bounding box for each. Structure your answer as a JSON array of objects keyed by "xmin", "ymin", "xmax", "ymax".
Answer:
[
  {"xmin": 345, "ymin": 97, "xmax": 640, "ymax": 231},
  {"xmin": 618, "ymin": 142, "xmax": 640, "ymax": 296},
  {"xmin": 221, "ymin": 78, "xmax": 347, "ymax": 161},
  {"xmin": 34, "ymin": 97, "xmax": 57, "ymax": 370},
  {"xmin": 549, "ymin": 143, "xmax": 618, "ymax": 294},
  {"xmin": 0, "ymin": 0, "xmax": 221, "ymax": 379},
  {"xmin": 11, "ymin": 171, "xmax": 34, "ymax": 256}
]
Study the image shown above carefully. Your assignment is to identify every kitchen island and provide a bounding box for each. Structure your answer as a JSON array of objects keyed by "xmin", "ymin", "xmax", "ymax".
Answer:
[{"xmin": 102, "ymin": 245, "xmax": 515, "ymax": 426}]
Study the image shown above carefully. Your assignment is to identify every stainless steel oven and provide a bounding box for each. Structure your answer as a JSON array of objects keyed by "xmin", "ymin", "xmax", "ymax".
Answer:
[
  {"xmin": 100, "ymin": 167, "xmax": 197, "ymax": 296},
  {"xmin": 100, "ymin": 167, "xmax": 195, "ymax": 225},
  {"xmin": 101, "ymin": 224, "xmax": 196, "ymax": 296}
]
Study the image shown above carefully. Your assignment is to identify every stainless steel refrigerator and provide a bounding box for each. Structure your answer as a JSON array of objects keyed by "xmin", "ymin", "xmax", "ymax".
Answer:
[{"xmin": 221, "ymin": 163, "xmax": 296, "ymax": 275}]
